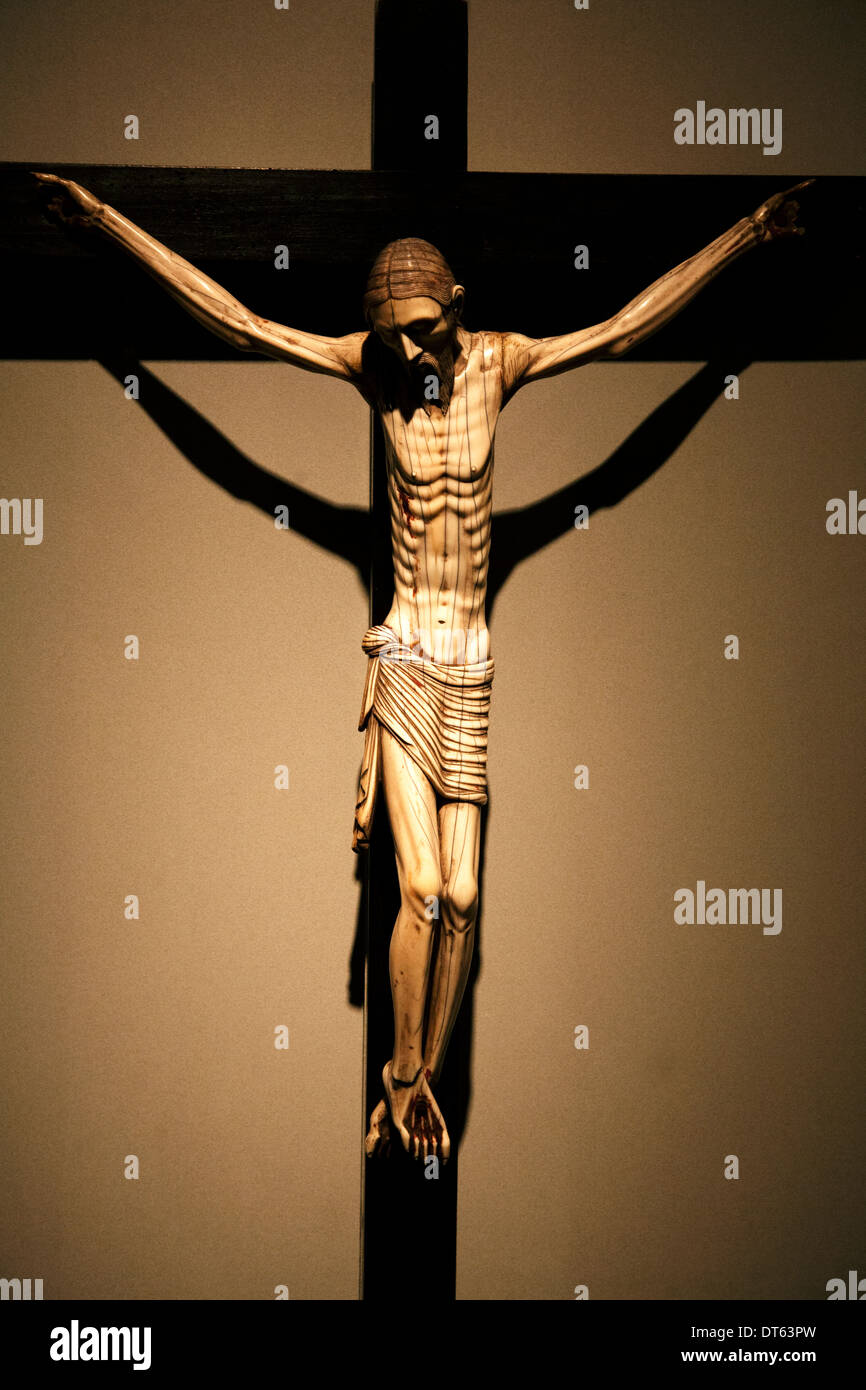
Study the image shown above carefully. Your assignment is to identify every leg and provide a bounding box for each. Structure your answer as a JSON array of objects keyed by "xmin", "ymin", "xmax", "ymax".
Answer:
[
  {"xmin": 365, "ymin": 727, "xmax": 450, "ymax": 1161},
  {"xmin": 381, "ymin": 728, "xmax": 441, "ymax": 1081},
  {"xmin": 424, "ymin": 801, "xmax": 480, "ymax": 1083}
]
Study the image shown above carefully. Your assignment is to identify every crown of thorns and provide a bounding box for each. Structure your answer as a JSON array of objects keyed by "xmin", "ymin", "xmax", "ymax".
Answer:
[{"xmin": 363, "ymin": 238, "xmax": 458, "ymax": 320}]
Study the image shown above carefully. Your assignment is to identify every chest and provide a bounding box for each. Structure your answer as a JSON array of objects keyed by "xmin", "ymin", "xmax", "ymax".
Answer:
[{"xmin": 378, "ymin": 346, "xmax": 502, "ymax": 488}]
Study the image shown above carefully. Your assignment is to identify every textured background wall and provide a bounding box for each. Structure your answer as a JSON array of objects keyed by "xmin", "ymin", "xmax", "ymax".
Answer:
[{"xmin": 1, "ymin": 0, "xmax": 864, "ymax": 1301}]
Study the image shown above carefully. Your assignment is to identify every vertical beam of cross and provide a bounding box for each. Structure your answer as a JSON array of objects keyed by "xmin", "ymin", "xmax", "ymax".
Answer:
[{"xmin": 361, "ymin": 0, "xmax": 468, "ymax": 1302}]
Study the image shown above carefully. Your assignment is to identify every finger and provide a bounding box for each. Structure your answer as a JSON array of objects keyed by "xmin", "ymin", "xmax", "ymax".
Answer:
[
  {"xmin": 416, "ymin": 1101, "xmax": 429, "ymax": 1161},
  {"xmin": 430, "ymin": 1117, "xmax": 444, "ymax": 1162},
  {"xmin": 772, "ymin": 179, "xmax": 812, "ymax": 209},
  {"xmin": 31, "ymin": 172, "xmax": 63, "ymax": 185},
  {"xmin": 424, "ymin": 1107, "xmax": 434, "ymax": 1161},
  {"xmin": 408, "ymin": 1100, "xmax": 418, "ymax": 1159},
  {"xmin": 429, "ymin": 1103, "xmax": 441, "ymax": 1151},
  {"xmin": 763, "ymin": 180, "xmax": 812, "ymax": 216},
  {"xmin": 414, "ymin": 1104, "xmax": 423, "ymax": 1160}
]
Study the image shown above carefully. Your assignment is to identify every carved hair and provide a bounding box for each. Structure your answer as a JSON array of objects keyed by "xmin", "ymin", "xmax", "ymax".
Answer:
[{"xmin": 363, "ymin": 238, "xmax": 459, "ymax": 322}]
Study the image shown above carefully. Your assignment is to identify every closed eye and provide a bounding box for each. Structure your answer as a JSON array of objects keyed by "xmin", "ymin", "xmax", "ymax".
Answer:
[{"xmin": 375, "ymin": 320, "xmax": 436, "ymax": 342}]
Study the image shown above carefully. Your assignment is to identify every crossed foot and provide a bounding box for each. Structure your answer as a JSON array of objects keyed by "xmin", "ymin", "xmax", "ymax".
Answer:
[{"xmin": 365, "ymin": 1061, "xmax": 451, "ymax": 1162}]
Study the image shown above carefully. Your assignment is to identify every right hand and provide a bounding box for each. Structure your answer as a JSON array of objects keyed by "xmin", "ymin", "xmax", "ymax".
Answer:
[
  {"xmin": 32, "ymin": 172, "xmax": 102, "ymax": 229},
  {"xmin": 750, "ymin": 179, "xmax": 814, "ymax": 243}
]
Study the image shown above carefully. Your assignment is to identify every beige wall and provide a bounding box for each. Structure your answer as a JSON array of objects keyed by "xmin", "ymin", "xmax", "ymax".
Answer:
[
  {"xmin": 1, "ymin": 360, "xmax": 369, "ymax": 1299},
  {"xmin": 460, "ymin": 359, "xmax": 866, "ymax": 1299},
  {"xmin": 1, "ymin": 0, "xmax": 864, "ymax": 1300}
]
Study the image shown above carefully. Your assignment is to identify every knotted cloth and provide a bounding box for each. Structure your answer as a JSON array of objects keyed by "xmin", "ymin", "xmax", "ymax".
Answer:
[{"xmin": 352, "ymin": 625, "xmax": 495, "ymax": 852}]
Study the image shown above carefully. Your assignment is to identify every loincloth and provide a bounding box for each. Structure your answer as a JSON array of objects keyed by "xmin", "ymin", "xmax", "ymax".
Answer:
[{"xmin": 352, "ymin": 624, "xmax": 495, "ymax": 853}]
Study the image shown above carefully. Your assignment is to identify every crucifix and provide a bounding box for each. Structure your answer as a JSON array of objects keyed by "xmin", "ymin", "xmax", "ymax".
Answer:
[
  {"xmin": 3, "ymin": 0, "xmax": 858, "ymax": 1304},
  {"xmin": 29, "ymin": 163, "xmax": 808, "ymax": 1122}
]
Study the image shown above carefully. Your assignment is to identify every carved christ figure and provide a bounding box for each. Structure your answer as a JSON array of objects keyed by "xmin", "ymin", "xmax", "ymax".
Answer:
[{"xmin": 34, "ymin": 172, "xmax": 809, "ymax": 1162}]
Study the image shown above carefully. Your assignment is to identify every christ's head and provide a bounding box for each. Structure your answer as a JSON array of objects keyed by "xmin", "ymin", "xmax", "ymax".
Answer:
[{"xmin": 363, "ymin": 238, "xmax": 465, "ymax": 410}]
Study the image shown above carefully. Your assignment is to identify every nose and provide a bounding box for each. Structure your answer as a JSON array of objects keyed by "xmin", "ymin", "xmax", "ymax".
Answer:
[{"xmin": 398, "ymin": 333, "xmax": 422, "ymax": 363}]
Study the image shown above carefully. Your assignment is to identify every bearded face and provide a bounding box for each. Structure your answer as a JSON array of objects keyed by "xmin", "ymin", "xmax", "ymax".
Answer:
[
  {"xmin": 363, "ymin": 238, "xmax": 464, "ymax": 414},
  {"xmin": 367, "ymin": 294, "xmax": 462, "ymax": 413}
]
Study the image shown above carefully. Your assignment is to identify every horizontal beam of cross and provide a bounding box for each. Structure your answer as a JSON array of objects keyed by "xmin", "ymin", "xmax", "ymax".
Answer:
[{"xmin": 1, "ymin": 164, "xmax": 862, "ymax": 359}]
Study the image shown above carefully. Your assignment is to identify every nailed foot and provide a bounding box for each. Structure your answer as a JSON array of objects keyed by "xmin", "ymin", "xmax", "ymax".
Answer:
[{"xmin": 377, "ymin": 1060, "xmax": 450, "ymax": 1162}]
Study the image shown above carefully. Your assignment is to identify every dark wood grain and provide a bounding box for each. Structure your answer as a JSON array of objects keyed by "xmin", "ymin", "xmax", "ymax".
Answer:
[{"xmin": 2, "ymin": 163, "xmax": 862, "ymax": 356}]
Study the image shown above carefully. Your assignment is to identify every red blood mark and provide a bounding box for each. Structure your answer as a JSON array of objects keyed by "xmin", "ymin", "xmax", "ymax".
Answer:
[{"xmin": 397, "ymin": 487, "xmax": 413, "ymax": 530}]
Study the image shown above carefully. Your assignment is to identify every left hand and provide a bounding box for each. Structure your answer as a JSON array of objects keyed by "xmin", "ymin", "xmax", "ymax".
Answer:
[
  {"xmin": 751, "ymin": 179, "xmax": 814, "ymax": 242},
  {"xmin": 32, "ymin": 172, "xmax": 102, "ymax": 229}
]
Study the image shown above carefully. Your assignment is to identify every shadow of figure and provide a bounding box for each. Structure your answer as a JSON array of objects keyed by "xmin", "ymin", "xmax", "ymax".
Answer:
[{"xmin": 97, "ymin": 350, "xmax": 751, "ymax": 1154}]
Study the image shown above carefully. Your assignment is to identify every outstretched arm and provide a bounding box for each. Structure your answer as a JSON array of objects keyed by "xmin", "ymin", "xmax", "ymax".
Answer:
[
  {"xmin": 33, "ymin": 173, "xmax": 367, "ymax": 384},
  {"xmin": 502, "ymin": 181, "xmax": 812, "ymax": 397}
]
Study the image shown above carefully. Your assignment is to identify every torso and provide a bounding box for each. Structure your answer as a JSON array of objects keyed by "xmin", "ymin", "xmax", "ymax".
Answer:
[{"xmin": 371, "ymin": 331, "xmax": 504, "ymax": 666}]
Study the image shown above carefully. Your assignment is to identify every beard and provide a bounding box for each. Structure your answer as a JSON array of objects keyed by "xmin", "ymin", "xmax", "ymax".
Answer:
[{"xmin": 413, "ymin": 340, "xmax": 456, "ymax": 415}]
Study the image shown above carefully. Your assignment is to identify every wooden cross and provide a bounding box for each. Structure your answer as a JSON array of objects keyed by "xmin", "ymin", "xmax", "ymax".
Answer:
[{"xmin": 1, "ymin": 0, "xmax": 862, "ymax": 1304}]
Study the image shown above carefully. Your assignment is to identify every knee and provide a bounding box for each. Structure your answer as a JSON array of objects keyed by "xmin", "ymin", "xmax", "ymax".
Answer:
[
  {"xmin": 403, "ymin": 862, "xmax": 443, "ymax": 924},
  {"xmin": 442, "ymin": 873, "xmax": 478, "ymax": 933}
]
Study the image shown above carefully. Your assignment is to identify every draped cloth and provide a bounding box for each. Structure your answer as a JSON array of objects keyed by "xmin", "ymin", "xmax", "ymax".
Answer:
[{"xmin": 352, "ymin": 624, "xmax": 495, "ymax": 852}]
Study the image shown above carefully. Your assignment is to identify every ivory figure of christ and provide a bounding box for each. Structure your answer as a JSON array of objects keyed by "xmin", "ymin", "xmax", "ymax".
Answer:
[{"xmin": 34, "ymin": 171, "xmax": 810, "ymax": 1163}]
